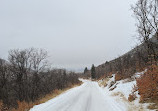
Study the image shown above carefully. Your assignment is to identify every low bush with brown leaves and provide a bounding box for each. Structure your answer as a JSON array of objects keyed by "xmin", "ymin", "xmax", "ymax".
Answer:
[
  {"xmin": 128, "ymin": 85, "xmax": 138, "ymax": 102},
  {"xmin": 137, "ymin": 65, "xmax": 158, "ymax": 102},
  {"xmin": 115, "ymin": 72, "xmax": 123, "ymax": 81}
]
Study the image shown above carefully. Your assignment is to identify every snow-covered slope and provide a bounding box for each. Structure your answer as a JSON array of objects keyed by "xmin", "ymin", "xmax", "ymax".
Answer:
[{"xmin": 99, "ymin": 71, "xmax": 155, "ymax": 111}]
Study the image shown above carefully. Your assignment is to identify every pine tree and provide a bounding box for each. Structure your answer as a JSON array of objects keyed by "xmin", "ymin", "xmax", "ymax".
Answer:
[
  {"xmin": 84, "ymin": 67, "xmax": 88, "ymax": 74},
  {"xmin": 91, "ymin": 64, "xmax": 96, "ymax": 79}
]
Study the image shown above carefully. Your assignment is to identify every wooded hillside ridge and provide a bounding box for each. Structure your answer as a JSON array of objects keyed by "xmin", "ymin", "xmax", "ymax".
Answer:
[{"xmin": 84, "ymin": 35, "xmax": 158, "ymax": 79}]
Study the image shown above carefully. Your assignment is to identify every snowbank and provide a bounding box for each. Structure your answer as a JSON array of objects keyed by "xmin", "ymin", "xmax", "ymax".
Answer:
[{"xmin": 100, "ymin": 71, "xmax": 155, "ymax": 111}]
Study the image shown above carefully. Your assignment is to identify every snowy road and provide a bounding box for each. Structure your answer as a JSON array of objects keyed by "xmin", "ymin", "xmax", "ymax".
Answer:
[{"xmin": 30, "ymin": 80, "xmax": 127, "ymax": 111}]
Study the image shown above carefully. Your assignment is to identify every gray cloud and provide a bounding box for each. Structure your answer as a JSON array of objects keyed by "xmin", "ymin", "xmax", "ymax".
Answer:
[{"xmin": 0, "ymin": 0, "xmax": 137, "ymax": 71}]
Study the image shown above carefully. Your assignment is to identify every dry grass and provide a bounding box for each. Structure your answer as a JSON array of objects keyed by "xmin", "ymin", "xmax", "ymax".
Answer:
[
  {"xmin": 111, "ymin": 92, "xmax": 146, "ymax": 111},
  {"xmin": 122, "ymin": 77, "xmax": 135, "ymax": 83},
  {"xmin": 10, "ymin": 82, "xmax": 82, "ymax": 111},
  {"xmin": 128, "ymin": 93, "xmax": 137, "ymax": 102},
  {"xmin": 38, "ymin": 83, "xmax": 82, "ymax": 104},
  {"xmin": 0, "ymin": 101, "xmax": 3, "ymax": 109},
  {"xmin": 12, "ymin": 101, "xmax": 31, "ymax": 111},
  {"xmin": 146, "ymin": 99, "xmax": 158, "ymax": 110},
  {"xmin": 98, "ymin": 78, "xmax": 109, "ymax": 87},
  {"xmin": 111, "ymin": 92, "xmax": 128, "ymax": 102}
]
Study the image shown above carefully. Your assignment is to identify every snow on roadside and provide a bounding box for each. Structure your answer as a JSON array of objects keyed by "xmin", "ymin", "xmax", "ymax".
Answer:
[{"xmin": 99, "ymin": 71, "xmax": 155, "ymax": 111}]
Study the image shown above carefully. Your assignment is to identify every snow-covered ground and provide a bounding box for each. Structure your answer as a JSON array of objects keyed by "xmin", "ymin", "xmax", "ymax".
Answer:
[
  {"xmin": 30, "ymin": 71, "xmax": 155, "ymax": 111},
  {"xmin": 98, "ymin": 71, "xmax": 155, "ymax": 111},
  {"xmin": 30, "ymin": 80, "xmax": 128, "ymax": 111}
]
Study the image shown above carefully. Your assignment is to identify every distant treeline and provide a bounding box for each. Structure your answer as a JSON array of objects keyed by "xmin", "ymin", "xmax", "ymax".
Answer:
[{"xmin": 0, "ymin": 48, "xmax": 80, "ymax": 109}]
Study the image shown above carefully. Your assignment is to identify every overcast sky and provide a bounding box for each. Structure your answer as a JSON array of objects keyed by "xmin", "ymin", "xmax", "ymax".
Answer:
[{"xmin": 0, "ymin": 0, "xmax": 138, "ymax": 72}]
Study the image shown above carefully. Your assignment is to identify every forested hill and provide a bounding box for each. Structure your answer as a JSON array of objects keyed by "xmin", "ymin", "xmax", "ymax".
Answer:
[{"xmin": 93, "ymin": 36, "xmax": 158, "ymax": 79}]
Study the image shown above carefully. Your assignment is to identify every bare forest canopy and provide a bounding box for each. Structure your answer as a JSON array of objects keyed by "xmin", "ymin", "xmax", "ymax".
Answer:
[{"xmin": 0, "ymin": 48, "xmax": 80, "ymax": 109}]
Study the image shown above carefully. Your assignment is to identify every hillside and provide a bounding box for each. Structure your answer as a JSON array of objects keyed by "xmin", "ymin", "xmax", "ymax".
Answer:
[{"xmin": 94, "ymin": 36, "xmax": 158, "ymax": 79}]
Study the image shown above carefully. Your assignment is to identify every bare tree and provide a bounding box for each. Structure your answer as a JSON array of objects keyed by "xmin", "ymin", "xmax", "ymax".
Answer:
[
  {"xmin": 0, "ymin": 59, "xmax": 9, "ymax": 103},
  {"xmin": 29, "ymin": 48, "xmax": 48, "ymax": 101},
  {"xmin": 8, "ymin": 48, "xmax": 48, "ymax": 101},
  {"xmin": 132, "ymin": 0, "xmax": 158, "ymax": 65},
  {"xmin": 8, "ymin": 49, "xmax": 33, "ymax": 101},
  {"xmin": 30, "ymin": 48, "xmax": 48, "ymax": 73},
  {"xmin": 0, "ymin": 60, "xmax": 8, "ymax": 89}
]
